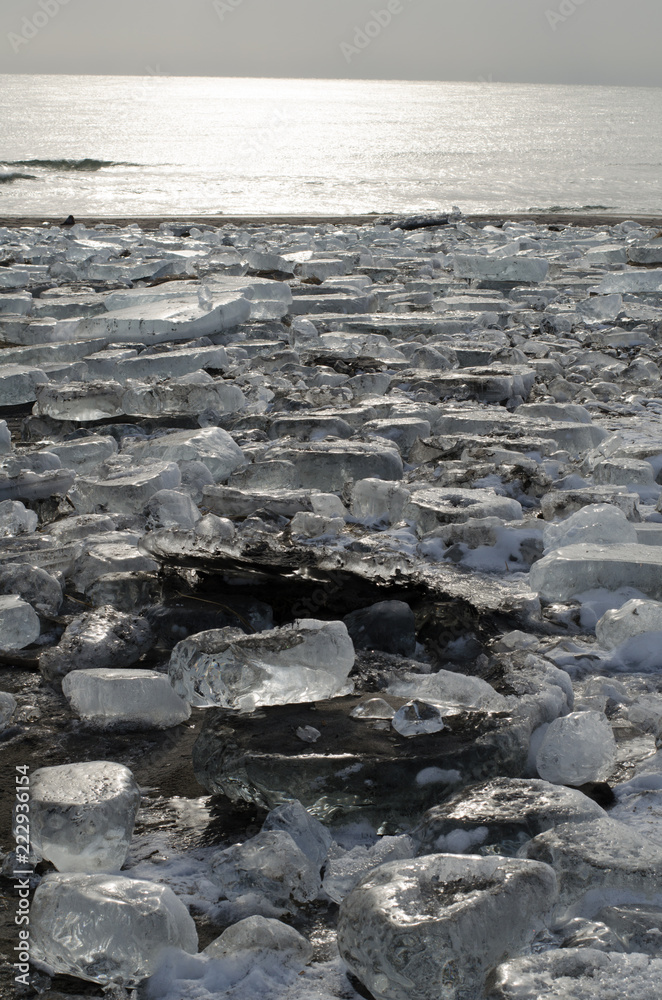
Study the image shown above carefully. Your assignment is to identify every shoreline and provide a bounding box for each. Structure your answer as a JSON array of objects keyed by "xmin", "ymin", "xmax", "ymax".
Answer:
[{"xmin": 1, "ymin": 212, "xmax": 661, "ymax": 230}]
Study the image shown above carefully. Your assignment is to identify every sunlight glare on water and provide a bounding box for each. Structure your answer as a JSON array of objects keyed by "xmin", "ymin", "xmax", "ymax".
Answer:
[{"xmin": 0, "ymin": 75, "xmax": 660, "ymax": 215}]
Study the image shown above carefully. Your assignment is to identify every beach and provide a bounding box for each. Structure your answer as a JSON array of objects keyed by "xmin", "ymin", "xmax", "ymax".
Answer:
[{"xmin": 2, "ymin": 207, "xmax": 662, "ymax": 997}]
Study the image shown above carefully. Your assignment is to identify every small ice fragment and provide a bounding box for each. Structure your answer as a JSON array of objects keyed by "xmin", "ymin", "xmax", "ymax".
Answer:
[
  {"xmin": 0, "ymin": 690, "xmax": 17, "ymax": 730},
  {"xmin": 203, "ymin": 915, "xmax": 312, "ymax": 971},
  {"xmin": 323, "ymin": 836, "xmax": 415, "ymax": 904},
  {"xmin": 596, "ymin": 598, "xmax": 662, "ymax": 648},
  {"xmin": 350, "ymin": 698, "xmax": 396, "ymax": 720},
  {"xmin": 296, "ymin": 725, "xmax": 321, "ymax": 743},
  {"xmin": 392, "ymin": 700, "xmax": 445, "ymax": 737}
]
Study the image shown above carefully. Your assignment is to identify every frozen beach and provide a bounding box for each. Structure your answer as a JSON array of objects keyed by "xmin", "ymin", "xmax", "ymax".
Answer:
[{"xmin": 2, "ymin": 209, "xmax": 662, "ymax": 999}]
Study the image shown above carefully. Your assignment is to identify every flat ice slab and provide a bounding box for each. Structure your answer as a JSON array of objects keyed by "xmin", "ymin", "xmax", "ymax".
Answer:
[
  {"xmin": 75, "ymin": 291, "xmax": 251, "ymax": 344},
  {"xmin": 62, "ymin": 668, "xmax": 191, "ymax": 729},
  {"xmin": 530, "ymin": 543, "xmax": 662, "ymax": 602}
]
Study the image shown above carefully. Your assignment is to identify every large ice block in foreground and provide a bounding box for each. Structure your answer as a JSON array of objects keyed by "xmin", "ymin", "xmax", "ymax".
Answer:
[
  {"xmin": 536, "ymin": 712, "xmax": 617, "ymax": 786},
  {"xmin": 62, "ymin": 668, "xmax": 191, "ymax": 729},
  {"xmin": 596, "ymin": 598, "xmax": 662, "ymax": 648},
  {"xmin": 39, "ymin": 606, "xmax": 154, "ymax": 686},
  {"xmin": 31, "ymin": 873, "xmax": 198, "ymax": 986},
  {"xmin": 27, "ymin": 761, "xmax": 140, "ymax": 873},
  {"xmin": 0, "ymin": 594, "xmax": 40, "ymax": 650},
  {"xmin": 529, "ymin": 544, "xmax": 662, "ymax": 601},
  {"xmin": 169, "ymin": 619, "xmax": 355, "ymax": 710},
  {"xmin": 491, "ymin": 948, "xmax": 662, "ymax": 1000},
  {"xmin": 337, "ymin": 854, "xmax": 557, "ymax": 1000}
]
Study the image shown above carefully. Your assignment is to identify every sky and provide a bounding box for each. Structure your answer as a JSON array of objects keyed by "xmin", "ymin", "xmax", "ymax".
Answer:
[{"xmin": 1, "ymin": 0, "xmax": 661, "ymax": 86}]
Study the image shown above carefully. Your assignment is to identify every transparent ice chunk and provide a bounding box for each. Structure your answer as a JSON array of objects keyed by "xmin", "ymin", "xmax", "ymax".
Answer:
[
  {"xmin": 169, "ymin": 619, "xmax": 355, "ymax": 710},
  {"xmin": 69, "ymin": 461, "xmax": 181, "ymax": 516},
  {"xmin": 323, "ymin": 836, "xmax": 415, "ymax": 904},
  {"xmin": 261, "ymin": 800, "xmax": 333, "ymax": 868},
  {"xmin": 387, "ymin": 670, "xmax": 507, "ymax": 713},
  {"xmin": 126, "ymin": 426, "xmax": 246, "ymax": 482},
  {"xmin": 39, "ymin": 606, "xmax": 154, "ymax": 687},
  {"xmin": 0, "ymin": 499, "xmax": 37, "ymax": 537},
  {"xmin": 0, "ymin": 690, "xmax": 17, "ymax": 729},
  {"xmin": 392, "ymin": 700, "xmax": 445, "ymax": 737},
  {"xmin": 203, "ymin": 915, "xmax": 312, "ymax": 971},
  {"xmin": 0, "ymin": 594, "xmax": 40, "ymax": 650},
  {"xmin": 62, "ymin": 668, "xmax": 191, "ymax": 729},
  {"xmin": 25, "ymin": 761, "xmax": 141, "ymax": 873},
  {"xmin": 542, "ymin": 504, "xmax": 637, "ymax": 553},
  {"xmin": 596, "ymin": 598, "xmax": 662, "ymax": 648},
  {"xmin": 144, "ymin": 489, "xmax": 201, "ymax": 530},
  {"xmin": 529, "ymin": 544, "xmax": 662, "ymax": 602},
  {"xmin": 492, "ymin": 949, "xmax": 662, "ymax": 1000},
  {"xmin": 31, "ymin": 872, "xmax": 198, "ymax": 986},
  {"xmin": 536, "ymin": 712, "xmax": 617, "ymax": 786},
  {"xmin": 210, "ymin": 830, "xmax": 321, "ymax": 911},
  {"xmin": 0, "ymin": 563, "xmax": 63, "ymax": 617},
  {"xmin": 520, "ymin": 816, "xmax": 662, "ymax": 914},
  {"xmin": 337, "ymin": 854, "xmax": 557, "ymax": 1000}
]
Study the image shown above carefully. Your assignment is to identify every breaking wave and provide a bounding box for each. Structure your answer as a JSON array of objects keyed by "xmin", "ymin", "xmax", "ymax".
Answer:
[
  {"xmin": 0, "ymin": 170, "xmax": 36, "ymax": 184},
  {"xmin": 3, "ymin": 158, "xmax": 138, "ymax": 172}
]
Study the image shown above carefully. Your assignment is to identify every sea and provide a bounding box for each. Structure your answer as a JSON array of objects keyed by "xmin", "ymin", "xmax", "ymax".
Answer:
[{"xmin": 1, "ymin": 74, "xmax": 661, "ymax": 218}]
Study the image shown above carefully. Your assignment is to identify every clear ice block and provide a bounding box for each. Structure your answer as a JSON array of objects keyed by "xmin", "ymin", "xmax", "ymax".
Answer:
[
  {"xmin": 337, "ymin": 853, "xmax": 557, "ymax": 1000},
  {"xmin": 536, "ymin": 711, "xmax": 617, "ymax": 786},
  {"xmin": 210, "ymin": 830, "xmax": 321, "ymax": 911},
  {"xmin": 62, "ymin": 668, "xmax": 191, "ymax": 729},
  {"xmin": 169, "ymin": 619, "xmax": 355, "ymax": 711},
  {"xmin": 31, "ymin": 872, "xmax": 198, "ymax": 986},
  {"xmin": 26, "ymin": 761, "xmax": 141, "ymax": 873},
  {"xmin": 0, "ymin": 594, "xmax": 40, "ymax": 650}
]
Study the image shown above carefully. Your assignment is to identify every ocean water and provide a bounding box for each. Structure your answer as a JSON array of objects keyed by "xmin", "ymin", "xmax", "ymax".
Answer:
[{"xmin": 0, "ymin": 74, "xmax": 661, "ymax": 218}]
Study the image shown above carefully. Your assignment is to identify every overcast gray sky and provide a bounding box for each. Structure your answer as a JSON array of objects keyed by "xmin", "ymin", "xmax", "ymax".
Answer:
[{"xmin": 1, "ymin": 0, "xmax": 661, "ymax": 86}]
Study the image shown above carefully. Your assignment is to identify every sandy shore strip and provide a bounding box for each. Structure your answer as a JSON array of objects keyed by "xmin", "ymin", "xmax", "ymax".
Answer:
[{"xmin": 1, "ymin": 212, "xmax": 661, "ymax": 231}]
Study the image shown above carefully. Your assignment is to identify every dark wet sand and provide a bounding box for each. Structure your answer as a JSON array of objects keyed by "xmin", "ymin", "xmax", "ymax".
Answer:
[{"xmin": 1, "ymin": 213, "xmax": 661, "ymax": 230}]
